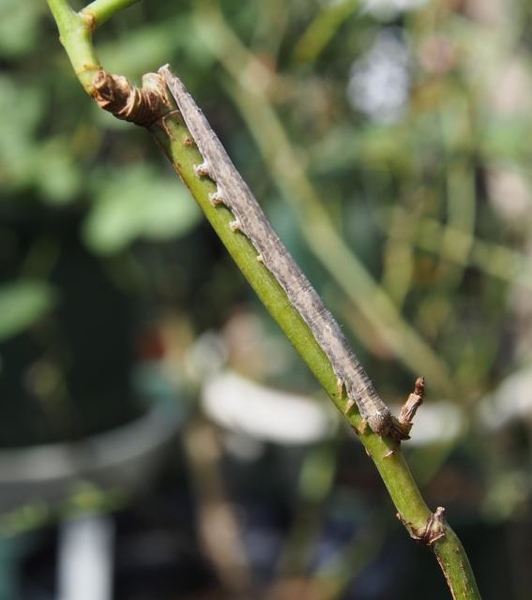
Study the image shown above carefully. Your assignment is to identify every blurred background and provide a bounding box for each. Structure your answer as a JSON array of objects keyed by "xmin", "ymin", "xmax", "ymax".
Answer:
[{"xmin": 1, "ymin": 0, "xmax": 531, "ymax": 598}]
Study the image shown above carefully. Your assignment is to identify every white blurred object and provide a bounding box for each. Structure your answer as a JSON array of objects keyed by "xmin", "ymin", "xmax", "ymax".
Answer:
[
  {"xmin": 0, "ymin": 399, "xmax": 181, "ymax": 514},
  {"xmin": 185, "ymin": 331, "xmax": 228, "ymax": 382},
  {"xmin": 201, "ymin": 371, "xmax": 337, "ymax": 445},
  {"xmin": 347, "ymin": 29, "xmax": 410, "ymax": 124},
  {"xmin": 399, "ymin": 400, "xmax": 464, "ymax": 446},
  {"xmin": 463, "ymin": 0, "xmax": 507, "ymax": 27},
  {"xmin": 487, "ymin": 167, "xmax": 532, "ymax": 222},
  {"xmin": 479, "ymin": 367, "xmax": 532, "ymax": 430},
  {"xmin": 57, "ymin": 514, "xmax": 114, "ymax": 600},
  {"xmin": 362, "ymin": 0, "xmax": 428, "ymax": 20},
  {"xmin": 202, "ymin": 370, "xmax": 468, "ymax": 447}
]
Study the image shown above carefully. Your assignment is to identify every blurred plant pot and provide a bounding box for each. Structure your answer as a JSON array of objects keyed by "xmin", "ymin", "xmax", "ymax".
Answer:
[
  {"xmin": 0, "ymin": 393, "xmax": 184, "ymax": 515},
  {"xmin": 0, "ymin": 388, "xmax": 185, "ymax": 600},
  {"xmin": 0, "ymin": 200, "xmax": 192, "ymax": 504}
]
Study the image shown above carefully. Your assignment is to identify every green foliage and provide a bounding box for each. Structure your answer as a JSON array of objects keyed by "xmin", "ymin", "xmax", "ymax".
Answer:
[
  {"xmin": 83, "ymin": 166, "xmax": 200, "ymax": 254},
  {"xmin": 0, "ymin": 0, "xmax": 45, "ymax": 58},
  {"xmin": 0, "ymin": 281, "xmax": 57, "ymax": 341},
  {"xmin": 0, "ymin": 75, "xmax": 46, "ymax": 191}
]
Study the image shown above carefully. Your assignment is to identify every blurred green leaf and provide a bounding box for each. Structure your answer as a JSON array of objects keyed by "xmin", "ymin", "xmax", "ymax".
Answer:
[
  {"xmin": 0, "ymin": 280, "xmax": 57, "ymax": 341},
  {"xmin": 100, "ymin": 16, "xmax": 194, "ymax": 76},
  {"xmin": 0, "ymin": 0, "xmax": 44, "ymax": 58},
  {"xmin": 36, "ymin": 138, "xmax": 83, "ymax": 204},
  {"xmin": 83, "ymin": 166, "xmax": 201, "ymax": 254},
  {"xmin": 480, "ymin": 117, "xmax": 532, "ymax": 162},
  {"xmin": 0, "ymin": 75, "xmax": 44, "ymax": 190}
]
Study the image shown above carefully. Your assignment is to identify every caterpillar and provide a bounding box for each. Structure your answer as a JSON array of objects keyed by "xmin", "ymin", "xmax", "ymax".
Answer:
[{"xmin": 160, "ymin": 64, "xmax": 401, "ymax": 438}]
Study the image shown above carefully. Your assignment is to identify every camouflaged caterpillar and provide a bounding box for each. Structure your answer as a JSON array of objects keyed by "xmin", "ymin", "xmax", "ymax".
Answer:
[{"xmin": 160, "ymin": 64, "xmax": 398, "ymax": 438}]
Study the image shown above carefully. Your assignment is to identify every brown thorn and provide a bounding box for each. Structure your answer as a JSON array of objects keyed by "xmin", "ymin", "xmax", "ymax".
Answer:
[
  {"xmin": 420, "ymin": 507, "xmax": 447, "ymax": 546},
  {"xmin": 400, "ymin": 507, "xmax": 447, "ymax": 547},
  {"xmin": 391, "ymin": 376, "xmax": 425, "ymax": 440},
  {"xmin": 414, "ymin": 376, "xmax": 425, "ymax": 397}
]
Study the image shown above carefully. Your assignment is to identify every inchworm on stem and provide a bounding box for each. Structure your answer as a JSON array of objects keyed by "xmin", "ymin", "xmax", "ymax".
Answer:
[{"xmin": 160, "ymin": 65, "xmax": 405, "ymax": 439}]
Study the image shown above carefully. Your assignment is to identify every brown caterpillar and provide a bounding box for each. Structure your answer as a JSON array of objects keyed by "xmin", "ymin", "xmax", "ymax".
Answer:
[{"xmin": 160, "ymin": 64, "xmax": 400, "ymax": 438}]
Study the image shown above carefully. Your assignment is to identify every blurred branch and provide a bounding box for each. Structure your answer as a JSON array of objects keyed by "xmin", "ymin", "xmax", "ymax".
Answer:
[
  {"xmin": 183, "ymin": 420, "xmax": 252, "ymax": 598},
  {"xmin": 292, "ymin": 0, "xmax": 360, "ymax": 64},
  {"xmin": 379, "ymin": 207, "xmax": 532, "ymax": 291},
  {"xmin": 441, "ymin": 97, "xmax": 477, "ymax": 291}
]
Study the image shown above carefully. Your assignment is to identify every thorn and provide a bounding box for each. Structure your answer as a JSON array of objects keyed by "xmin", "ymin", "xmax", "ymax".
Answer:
[
  {"xmin": 399, "ymin": 507, "xmax": 446, "ymax": 545},
  {"xmin": 414, "ymin": 376, "xmax": 425, "ymax": 398},
  {"xmin": 415, "ymin": 507, "xmax": 446, "ymax": 546},
  {"xmin": 395, "ymin": 376, "xmax": 425, "ymax": 438}
]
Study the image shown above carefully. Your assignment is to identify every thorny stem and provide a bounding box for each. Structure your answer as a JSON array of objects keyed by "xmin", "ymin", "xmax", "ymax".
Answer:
[{"xmin": 46, "ymin": 3, "xmax": 481, "ymax": 599}]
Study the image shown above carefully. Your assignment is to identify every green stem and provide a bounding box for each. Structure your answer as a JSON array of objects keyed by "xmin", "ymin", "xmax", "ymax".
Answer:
[
  {"xmin": 81, "ymin": 0, "xmax": 140, "ymax": 28},
  {"xmin": 46, "ymin": 0, "xmax": 99, "ymax": 90},
  {"xmin": 46, "ymin": 0, "xmax": 139, "ymax": 92},
  {"xmin": 45, "ymin": 4, "xmax": 482, "ymax": 598}
]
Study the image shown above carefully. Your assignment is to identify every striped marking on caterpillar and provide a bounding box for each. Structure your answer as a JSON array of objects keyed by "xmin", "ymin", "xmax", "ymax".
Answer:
[{"xmin": 160, "ymin": 65, "xmax": 403, "ymax": 439}]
